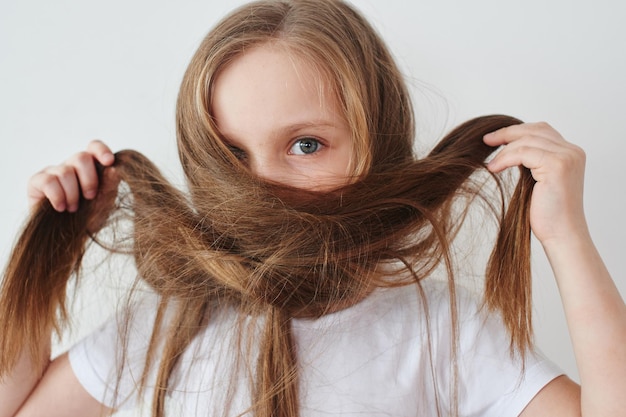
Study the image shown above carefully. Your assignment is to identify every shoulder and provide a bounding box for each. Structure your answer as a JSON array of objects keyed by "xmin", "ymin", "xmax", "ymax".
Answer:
[
  {"xmin": 519, "ymin": 375, "xmax": 581, "ymax": 417},
  {"xmin": 12, "ymin": 352, "xmax": 111, "ymax": 417}
]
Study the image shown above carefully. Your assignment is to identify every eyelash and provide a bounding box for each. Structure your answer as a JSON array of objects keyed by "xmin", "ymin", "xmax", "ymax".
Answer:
[
  {"xmin": 225, "ymin": 136, "xmax": 325, "ymax": 160},
  {"xmin": 289, "ymin": 136, "xmax": 324, "ymax": 156}
]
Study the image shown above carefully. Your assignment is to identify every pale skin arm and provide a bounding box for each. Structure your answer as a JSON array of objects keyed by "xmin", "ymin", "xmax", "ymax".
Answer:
[
  {"xmin": 0, "ymin": 140, "xmax": 115, "ymax": 417},
  {"xmin": 7, "ymin": 353, "xmax": 111, "ymax": 417},
  {"xmin": 484, "ymin": 122, "xmax": 626, "ymax": 417},
  {"xmin": 0, "ymin": 343, "xmax": 50, "ymax": 417}
]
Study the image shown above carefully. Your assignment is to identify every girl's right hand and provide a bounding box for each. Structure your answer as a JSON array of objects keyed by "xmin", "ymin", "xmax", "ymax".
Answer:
[{"xmin": 27, "ymin": 140, "xmax": 115, "ymax": 213}]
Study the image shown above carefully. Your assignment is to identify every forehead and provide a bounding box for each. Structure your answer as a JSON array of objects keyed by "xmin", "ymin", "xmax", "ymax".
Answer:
[{"xmin": 210, "ymin": 43, "xmax": 344, "ymax": 137}]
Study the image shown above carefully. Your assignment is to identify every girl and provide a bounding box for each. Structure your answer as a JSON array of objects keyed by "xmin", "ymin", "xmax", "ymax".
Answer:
[{"xmin": 1, "ymin": 0, "xmax": 625, "ymax": 416}]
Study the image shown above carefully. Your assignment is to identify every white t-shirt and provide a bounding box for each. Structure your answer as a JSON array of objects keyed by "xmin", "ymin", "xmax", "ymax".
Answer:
[{"xmin": 69, "ymin": 280, "xmax": 562, "ymax": 416}]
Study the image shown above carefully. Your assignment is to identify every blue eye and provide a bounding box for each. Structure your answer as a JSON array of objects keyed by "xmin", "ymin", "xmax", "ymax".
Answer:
[{"xmin": 291, "ymin": 137, "xmax": 322, "ymax": 155}]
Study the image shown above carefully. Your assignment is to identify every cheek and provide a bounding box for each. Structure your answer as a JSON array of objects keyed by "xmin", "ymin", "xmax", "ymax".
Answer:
[
  {"xmin": 283, "ymin": 163, "xmax": 344, "ymax": 191},
  {"xmin": 331, "ymin": 141, "xmax": 355, "ymax": 176},
  {"xmin": 315, "ymin": 158, "xmax": 353, "ymax": 189}
]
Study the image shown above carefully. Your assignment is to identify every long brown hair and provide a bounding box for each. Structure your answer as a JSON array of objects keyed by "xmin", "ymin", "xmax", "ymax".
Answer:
[{"xmin": 0, "ymin": 1, "xmax": 534, "ymax": 416}]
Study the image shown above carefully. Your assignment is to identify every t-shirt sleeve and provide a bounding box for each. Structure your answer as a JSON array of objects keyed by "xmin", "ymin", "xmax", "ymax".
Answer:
[
  {"xmin": 453, "ymin": 290, "xmax": 564, "ymax": 417},
  {"xmin": 68, "ymin": 292, "xmax": 161, "ymax": 410}
]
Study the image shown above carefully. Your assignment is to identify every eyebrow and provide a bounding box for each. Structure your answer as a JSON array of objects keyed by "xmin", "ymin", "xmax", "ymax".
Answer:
[
  {"xmin": 221, "ymin": 120, "xmax": 343, "ymax": 145},
  {"xmin": 276, "ymin": 120, "xmax": 342, "ymax": 137}
]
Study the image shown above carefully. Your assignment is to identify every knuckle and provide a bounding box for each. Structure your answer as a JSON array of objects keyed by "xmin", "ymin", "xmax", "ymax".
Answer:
[
  {"xmin": 87, "ymin": 139, "xmax": 109, "ymax": 153},
  {"xmin": 35, "ymin": 174, "xmax": 58, "ymax": 192},
  {"xmin": 29, "ymin": 166, "xmax": 51, "ymax": 182},
  {"xmin": 56, "ymin": 164, "xmax": 76, "ymax": 179},
  {"xmin": 66, "ymin": 151, "xmax": 88, "ymax": 164},
  {"xmin": 572, "ymin": 144, "xmax": 586, "ymax": 160},
  {"xmin": 74, "ymin": 151, "xmax": 95, "ymax": 165},
  {"xmin": 40, "ymin": 173, "xmax": 58, "ymax": 186}
]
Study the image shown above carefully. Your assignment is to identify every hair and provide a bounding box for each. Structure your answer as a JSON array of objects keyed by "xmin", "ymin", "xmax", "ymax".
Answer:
[{"xmin": 0, "ymin": 1, "xmax": 535, "ymax": 416}]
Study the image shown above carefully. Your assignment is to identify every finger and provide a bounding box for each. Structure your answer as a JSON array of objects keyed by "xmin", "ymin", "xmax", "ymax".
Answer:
[
  {"xmin": 86, "ymin": 139, "xmax": 115, "ymax": 167},
  {"xmin": 65, "ymin": 151, "xmax": 102, "ymax": 201},
  {"xmin": 487, "ymin": 142, "xmax": 585, "ymax": 183},
  {"xmin": 484, "ymin": 122, "xmax": 563, "ymax": 147},
  {"xmin": 27, "ymin": 171, "xmax": 49, "ymax": 209},
  {"xmin": 488, "ymin": 134, "xmax": 568, "ymax": 159},
  {"xmin": 49, "ymin": 165, "xmax": 82, "ymax": 212},
  {"xmin": 27, "ymin": 171, "xmax": 69, "ymax": 212},
  {"xmin": 487, "ymin": 145, "xmax": 552, "ymax": 175}
]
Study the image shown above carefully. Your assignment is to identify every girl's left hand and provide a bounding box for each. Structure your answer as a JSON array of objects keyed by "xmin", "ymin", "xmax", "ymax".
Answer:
[{"xmin": 483, "ymin": 122, "xmax": 588, "ymax": 246}]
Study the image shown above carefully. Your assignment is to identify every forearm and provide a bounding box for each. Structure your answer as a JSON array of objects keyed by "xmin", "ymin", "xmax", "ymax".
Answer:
[
  {"xmin": 543, "ymin": 232, "xmax": 626, "ymax": 416},
  {"xmin": 0, "ymin": 341, "xmax": 51, "ymax": 417}
]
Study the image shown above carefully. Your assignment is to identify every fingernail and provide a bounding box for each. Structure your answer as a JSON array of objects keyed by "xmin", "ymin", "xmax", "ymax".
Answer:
[
  {"xmin": 68, "ymin": 204, "xmax": 78, "ymax": 213},
  {"xmin": 84, "ymin": 190, "xmax": 97, "ymax": 199},
  {"xmin": 102, "ymin": 152, "xmax": 115, "ymax": 165}
]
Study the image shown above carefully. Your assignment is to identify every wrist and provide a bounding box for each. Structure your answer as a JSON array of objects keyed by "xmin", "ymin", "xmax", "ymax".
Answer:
[{"xmin": 538, "ymin": 223, "xmax": 592, "ymax": 256}]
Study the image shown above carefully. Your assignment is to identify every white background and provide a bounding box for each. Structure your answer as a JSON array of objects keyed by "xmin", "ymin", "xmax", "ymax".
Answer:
[{"xmin": 1, "ymin": 0, "xmax": 625, "ymax": 410}]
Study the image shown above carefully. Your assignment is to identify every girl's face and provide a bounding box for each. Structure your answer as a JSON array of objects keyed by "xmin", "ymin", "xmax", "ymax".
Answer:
[{"xmin": 211, "ymin": 43, "xmax": 353, "ymax": 191}]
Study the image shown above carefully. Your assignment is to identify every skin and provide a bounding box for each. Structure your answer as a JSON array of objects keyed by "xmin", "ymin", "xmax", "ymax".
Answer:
[
  {"xmin": 211, "ymin": 44, "xmax": 354, "ymax": 191},
  {"xmin": 3, "ymin": 44, "xmax": 625, "ymax": 417}
]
